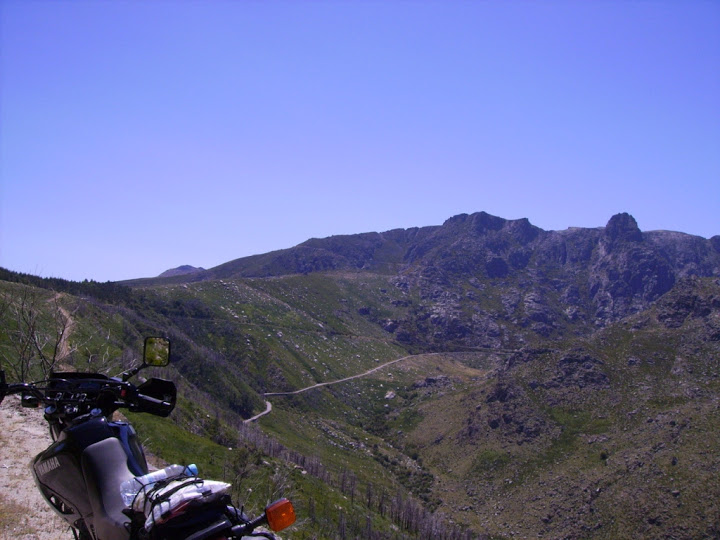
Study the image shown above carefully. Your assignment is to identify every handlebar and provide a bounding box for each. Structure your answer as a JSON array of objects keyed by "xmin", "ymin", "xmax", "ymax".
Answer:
[
  {"xmin": 0, "ymin": 370, "xmax": 7, "ymax": 405},
  {"xmin": 1, "ymin": 374, "xmax": 48, "ymax": 407},
  {"xmin": 0, "ymin": 369, "xmax": 175, "ymax": 419}
]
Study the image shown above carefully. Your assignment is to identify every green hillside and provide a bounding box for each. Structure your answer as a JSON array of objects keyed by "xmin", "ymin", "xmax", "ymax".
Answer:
[{"xmin": 0, "ymin": 273, "xmax": 475, "ymax": 538}]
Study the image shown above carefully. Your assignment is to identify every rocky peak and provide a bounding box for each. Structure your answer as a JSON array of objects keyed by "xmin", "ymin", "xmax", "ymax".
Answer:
[
  {"xmin": 470, "ymin": 211, "xmax": 506, "ymax": 233},
  {"xmin": 711, "ymin": 236, "xmax": 720, "ymax": 254},
  {"xmin": 603, "ymin": 213, "xmax": 643, "ymax": 245},
  {"xmin": 441, "ymin": 211, "xmax": 507, "ymax": 234}
]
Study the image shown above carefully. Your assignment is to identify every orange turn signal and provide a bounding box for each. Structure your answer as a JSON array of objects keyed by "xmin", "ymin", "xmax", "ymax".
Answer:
[{"xmin": 265, "ymin": 498, "xmax": 296, "ymax": 532}]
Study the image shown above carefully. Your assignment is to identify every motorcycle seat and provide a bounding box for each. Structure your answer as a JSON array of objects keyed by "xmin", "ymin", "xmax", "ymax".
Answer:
[{"xmin": 81, "ymin": 437, "xmax": 136, "ymax": 540}]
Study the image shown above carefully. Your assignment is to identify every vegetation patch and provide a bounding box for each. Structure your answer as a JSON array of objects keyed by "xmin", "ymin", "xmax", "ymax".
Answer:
[{"xmin": 471, "ymin": 449, "xmax": 512, "ymax": 477}]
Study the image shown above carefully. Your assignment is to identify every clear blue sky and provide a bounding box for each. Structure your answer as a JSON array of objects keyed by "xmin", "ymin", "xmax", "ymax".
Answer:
[{"xmin": 1, "ymin": 1, "xmax": 718, "ymax": 282}]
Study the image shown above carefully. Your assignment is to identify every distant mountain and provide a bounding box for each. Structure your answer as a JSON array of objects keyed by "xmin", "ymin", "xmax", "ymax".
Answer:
[
  {"xmin": 158, "ymin": 265, "xmax": 205, "ymax": 278},
  {"xmin": 171, "ymin": 211, "xmax": 718, "ymax": 278},
  {"xmin": 136, "ymin": 212, "xmax": 720, "ymax": 338}
]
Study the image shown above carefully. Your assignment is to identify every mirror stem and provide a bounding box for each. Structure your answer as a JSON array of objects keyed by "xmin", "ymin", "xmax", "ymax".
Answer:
[{"xmin": 120, "ymin": 365, "xmax": 143, "ymax": 382}]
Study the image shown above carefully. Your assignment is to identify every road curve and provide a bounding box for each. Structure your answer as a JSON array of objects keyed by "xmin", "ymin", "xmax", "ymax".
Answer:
[{"xmin": 243, "ymin": 400, "xmax": 273, "ymax": 423}]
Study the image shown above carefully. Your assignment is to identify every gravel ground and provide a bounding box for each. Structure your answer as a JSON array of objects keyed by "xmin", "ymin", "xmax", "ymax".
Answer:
[{"xmin": 0, "ymin": 395, "xmax": 68, "ymax": 540}]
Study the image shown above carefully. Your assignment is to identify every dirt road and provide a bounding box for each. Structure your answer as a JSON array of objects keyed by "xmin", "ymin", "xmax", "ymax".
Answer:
[
  {"xmin": 263, "ymin": 353, "xmax": 438, "ymax": 397},
  {"xmin": 243, "ymin": 400, "xmax": 273, "ymax": 423}
]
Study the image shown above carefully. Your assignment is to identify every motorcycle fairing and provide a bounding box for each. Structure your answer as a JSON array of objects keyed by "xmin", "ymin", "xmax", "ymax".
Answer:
[
  {"xmin": 32, "ymin": 415, "xmax": 149, "ymax": 535},
  {"xmin": 33, "ymin": 439, "xmax": 94, "ymax": 522}
]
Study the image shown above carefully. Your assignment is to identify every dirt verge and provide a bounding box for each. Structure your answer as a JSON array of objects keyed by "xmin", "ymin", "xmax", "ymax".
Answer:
[{"xmin": 0, "ymin": 396, "xmax": 67, "ymax": 540}]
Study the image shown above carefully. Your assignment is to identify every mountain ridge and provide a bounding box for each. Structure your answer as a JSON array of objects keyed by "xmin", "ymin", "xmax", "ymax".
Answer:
[
  {"xmin": 138, "ymin": 211, "xmax": 719, "ymax": 351},
  {"xmin": 148, "ymin": 211, "xmax": 718, "ymax": 283}
]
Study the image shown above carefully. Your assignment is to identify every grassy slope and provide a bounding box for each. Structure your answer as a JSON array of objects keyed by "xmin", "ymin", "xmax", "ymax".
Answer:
[
  {"xmin": 0, "ymin": 277, "xmax": 443, "ymax": 538},
  {"xmin": 133, "ymin": 273, "xmax": 720, "ymax": 538},
  {"xmin": 3, "ymin": 272, "xmax": 719, "ymax": 539}
]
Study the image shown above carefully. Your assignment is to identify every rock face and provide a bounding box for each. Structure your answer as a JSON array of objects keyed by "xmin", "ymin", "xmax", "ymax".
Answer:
[
  {"xmin": 160, "ymin": 212, "xmax": 720, "ymax": 345},
  {"xmin": 654, "ymin": 276, "xmax": 720, "ymax": 332},
  {"xmin": 589, "ymin": 213, "xmax": 677, "ymax": 321},
  {"xmin": 544, "ymin": 352, "xmax": 610, "ymax": 390},
  {"xmin": 460, "ymin": 380, "xmax": 556, "ymax": 445}
]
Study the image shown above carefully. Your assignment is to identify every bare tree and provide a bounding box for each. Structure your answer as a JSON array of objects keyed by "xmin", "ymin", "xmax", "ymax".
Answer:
[
  {"xmin": 348, "ymin": 471, "xmax": 357, "ymax": 505},
  {"xmin": 265, "ymin": 465, "xmax": 292, "ymax": 506},
  {"xmin": 0, "ymin": 290, "xmax": 11, "ymax": 372},
  {"xmin": 228, "ymin": 447, "xmax": 254, "ymax": 505},
  {"xmin": 377, "ymin": 487, "xmax": 387, "ymax": 517},
  {"xmin": 366, "ymin": 481, "xmax": 374, "ymax": 508},
  {"xmin": 364, "ymin": 514, "xmax": 373, "ymax": 539},
  {"xmin": 1, "ymin": 286, "xmax": 42, "ymax": 381},
  {"xmin": 0, "ymin": 287, "xmax": 79, "ymax": 381},
  {"xmin": 337, "ymin": 509, "xmax": 347, "ymax": 540},
  {"xmin": 86, "ymin": 346, "xmax": 113, "ymax": 374},
  {"xmin": 307, "ymin": 496, "xmax": 316, "ymax": 525}
]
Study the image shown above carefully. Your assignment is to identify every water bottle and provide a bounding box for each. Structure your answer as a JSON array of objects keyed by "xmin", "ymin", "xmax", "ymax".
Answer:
[{"xmin": 121, "ymin": 463, "xmax": 198, "ymax": 506}]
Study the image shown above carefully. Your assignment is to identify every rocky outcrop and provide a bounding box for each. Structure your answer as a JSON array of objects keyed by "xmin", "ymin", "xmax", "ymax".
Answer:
[
  {"xmin": 544, "ymin": 352, "xmax": 610, "ymax": 390},
  {"xmin": 588, "ymin": 214, "xmax": 676, "ymax": 321},
  {"xmin": 459, "ymin": 381, "xmax": 556, "ymax": 445},
  {"xmin": 654, "ymin": 277, "xmax": 720, "ymax": 331}
]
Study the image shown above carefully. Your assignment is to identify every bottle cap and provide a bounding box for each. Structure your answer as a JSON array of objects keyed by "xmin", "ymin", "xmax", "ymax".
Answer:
[{"xmin": 187, "ymin": 463, "xmax": 198, "ymax": 476}]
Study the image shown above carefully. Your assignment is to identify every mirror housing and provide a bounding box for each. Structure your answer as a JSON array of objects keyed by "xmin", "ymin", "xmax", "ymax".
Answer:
[{"xmin": 143, "ymin": 337, "xmax": 170, "ymax": 367}]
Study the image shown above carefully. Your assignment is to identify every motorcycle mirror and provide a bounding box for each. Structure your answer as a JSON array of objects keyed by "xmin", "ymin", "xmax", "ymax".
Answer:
[
  {"xmin": 265, "ymin": 498, "xmax": 296, "ymax": 532},
  {"xmin": 143, "ymin": 337, "xmax": 170, "ymax": 367}
]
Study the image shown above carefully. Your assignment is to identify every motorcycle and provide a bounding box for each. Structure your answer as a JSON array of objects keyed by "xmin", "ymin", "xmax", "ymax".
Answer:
[{"xmin": 0, "ymin": 337, "xmax": 295, "ymax": 540}]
